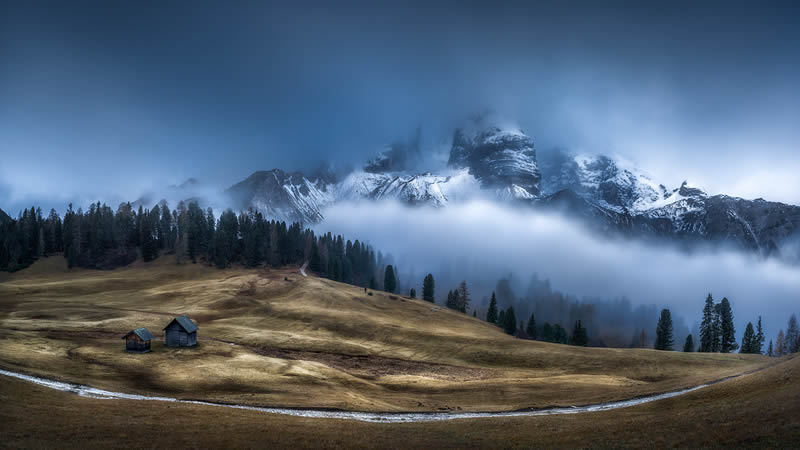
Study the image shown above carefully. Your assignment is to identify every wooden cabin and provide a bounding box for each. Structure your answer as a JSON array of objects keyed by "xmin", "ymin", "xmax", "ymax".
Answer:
[
  {"xmin": 122, "ymin": 328, "xmax": 153, "ymax": 353},
  {"xmin": 163, "ymin": 315, "xmax": 198, "ymax": 347}
]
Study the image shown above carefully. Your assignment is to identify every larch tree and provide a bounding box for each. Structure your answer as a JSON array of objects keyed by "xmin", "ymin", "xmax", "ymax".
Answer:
[{"xmin": 775, "ymin": 329, "xmax": 786, "ymax": 357}]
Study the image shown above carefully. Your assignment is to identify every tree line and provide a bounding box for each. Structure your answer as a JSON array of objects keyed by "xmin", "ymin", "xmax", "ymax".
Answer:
[{"xmin": 0, "ymin": 202, "xmax": 381, "ymax": 288}]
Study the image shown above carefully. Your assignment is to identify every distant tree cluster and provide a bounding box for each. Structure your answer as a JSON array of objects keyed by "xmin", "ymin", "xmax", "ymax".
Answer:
[
  {"xmin": 445, "ymin": 281, "xmax": 470, "ymax": 313},
  {"xmin": 740, "ymin": 316, "xmax": 765, "ymax": 354},
  {"xmin": 0, "ymin": 202, "xmax": 379, "ymax": 288},
  {"xmin": 482, "ymin": 290, "xmax": 587, "ymax": 346},
  {"xmin": 772, "ymin": 313, "xmax": 800, "ymax": 357},
  {"xmin": 698, "ymin": 294, "xmax": 738, "ymax": 353}
]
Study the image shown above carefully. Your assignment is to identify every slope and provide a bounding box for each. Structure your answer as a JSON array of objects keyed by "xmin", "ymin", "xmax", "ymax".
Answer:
[{"xmin": 0, "ymin": 256, "xmax": 769, "ymax": 414}]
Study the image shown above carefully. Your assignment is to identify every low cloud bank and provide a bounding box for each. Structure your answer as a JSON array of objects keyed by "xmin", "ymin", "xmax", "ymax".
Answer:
[{"xmin": 319, "ymin": 200, "xmax": 800, "ymax": 345}]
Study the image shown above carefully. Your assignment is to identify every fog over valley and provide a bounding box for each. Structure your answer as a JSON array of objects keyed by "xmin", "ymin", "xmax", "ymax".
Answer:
[{"xmin": 319, "ymin": 200, "xmax": 800, "ymax": 343}]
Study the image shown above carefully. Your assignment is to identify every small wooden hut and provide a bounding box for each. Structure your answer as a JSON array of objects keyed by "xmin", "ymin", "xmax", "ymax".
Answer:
[
  {"xmin": 122, "ymin": 328, "xmax": 153, "ymax": 353},
  {"xmin": 163, "ymin": 315, "xmax": 198, "ymax": 347}
]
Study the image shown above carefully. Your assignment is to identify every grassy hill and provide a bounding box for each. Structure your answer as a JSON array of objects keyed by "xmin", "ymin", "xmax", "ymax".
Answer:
[
  {"xmin": 2, "ymin": 354, "xmax": 795, "ymax": 448},
  {"xmin": 0, "ymin": 256, "xmax": 770, "ymax": 413}
]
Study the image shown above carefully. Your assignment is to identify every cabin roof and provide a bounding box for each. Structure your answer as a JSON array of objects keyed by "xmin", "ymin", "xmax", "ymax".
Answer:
[
  {"xmin": 163, "ymin": 315, "xmax": 198, "ymax": 333},
  {"xmin": 122, "ymin": 327, "xmax": 154, "ymax": 341}
]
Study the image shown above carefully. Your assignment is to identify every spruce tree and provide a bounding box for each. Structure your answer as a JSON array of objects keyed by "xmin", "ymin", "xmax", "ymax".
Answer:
[
  {"xmin": 503, "ymin": 306, "xmax": 517, "ymax": 335},
  {"xmin": 457, "ymin": 280, "xmax": 470, "ymax": 313},
  {"xmin": 767, "ymin": 340, "xmax": 774, "ymax": 357},
  {"xmin": 553, "ymin": 324, "xmax": 568, "ymax": 344},
  {"xmin": 699, "ymin": 294, "xmax": 715, "ymax": 352},
  {"xmin": 486, "ymin": 292, "xmax": 498, "ymax": 324},
  {"xmin": 409, "ymin": 288, "xmax": 416, "ymax": 298},
  {"xmin": 571, "ymin": 320, "xmax": 588, "ymax": 346},
  {"xmin": 683, "ymin": 334, "xmax": 694, "ymax": 352},
  {"xmin": 422, "ymin": 274, "xmax": 435, "ymax": 302},
  {"xmin": 756, "ymin": 316, "xmax": 764, "ymax": 354},
  {"xmin": 741, "ymin": 322, "xmax": 756, "ymax": 354},
  {"xmin": 542, "ymin": 322, "xmax": 553, "ymax": 342},
  {"xmin": 654, "ymin": 308, "xmax": 674, "ymax": 351},
  {"xmin": 498, "ymin": 309, "xmax": 506, "ymax": 329},
  {"xmin": 383, "ymin": 265, "xmax": 396, "ymax": 293},
  {"xmin": 719, "ymin": 298, "xmax": 738, "ymax": 353},
  {"xmin": 787, "ymin": 314, "xmax": 799, "ymax": 353},
  {"xmin": 526, "ymin": 312, "xmax": 537, "ymax": 340}
]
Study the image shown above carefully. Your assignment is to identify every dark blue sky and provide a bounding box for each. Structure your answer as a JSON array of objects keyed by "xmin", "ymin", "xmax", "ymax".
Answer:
[{"xmin": 2, "ymin": 0, "xmax": 799, "ymax": 211}]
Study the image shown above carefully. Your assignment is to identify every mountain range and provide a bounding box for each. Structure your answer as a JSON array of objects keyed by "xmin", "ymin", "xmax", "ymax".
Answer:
[{"xmin": 218, "ymin": 125, "xmax": 799, "ymax": 260}]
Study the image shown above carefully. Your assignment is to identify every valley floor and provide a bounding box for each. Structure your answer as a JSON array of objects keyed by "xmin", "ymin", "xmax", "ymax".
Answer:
[
  {"xmin": 0, "ymin": 256, "xmax": 793, "ymax": 447},
  {"xmin": 1, "ymin": 354, "xmax": 797, "ymax": 448}
]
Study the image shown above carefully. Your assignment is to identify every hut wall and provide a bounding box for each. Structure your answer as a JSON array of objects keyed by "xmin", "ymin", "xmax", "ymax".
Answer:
[
  {"xmin": 126, "ymin": 335, "xmax": 150, "ymax": 352},
  {"xmin": 165, "ymin": 321, "xmax": 197, "ymax": 347}
]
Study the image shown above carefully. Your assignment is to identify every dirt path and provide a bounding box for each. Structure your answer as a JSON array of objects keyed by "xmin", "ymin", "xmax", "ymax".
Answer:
[
  {"xmin": 299, "ymin": 261, "xmax": 308, "ymax": 277},
  {"xmin": 0, "ymin": 367, "xmax": 766, "ymax": 423}
]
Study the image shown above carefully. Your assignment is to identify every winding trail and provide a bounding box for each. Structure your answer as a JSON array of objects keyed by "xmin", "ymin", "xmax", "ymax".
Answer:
[{"xmin": 0, "ymin": 368, "xmax": 752, "ymax": 423}]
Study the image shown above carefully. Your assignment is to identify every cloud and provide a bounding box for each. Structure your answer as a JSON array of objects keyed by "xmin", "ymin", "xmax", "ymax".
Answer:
[{"xmin": 318, "ymin": 200, "xmax": 800, "ymax": 342}]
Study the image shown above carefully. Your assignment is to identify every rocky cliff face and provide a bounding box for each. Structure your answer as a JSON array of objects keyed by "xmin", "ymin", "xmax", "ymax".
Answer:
[
  {"xmin": 449, "ymin": 126, "xmax": 541, "ymax": 199},
  {"xmin": 224, "ymin": 125, "xmax": 800, "ymax": 261}
]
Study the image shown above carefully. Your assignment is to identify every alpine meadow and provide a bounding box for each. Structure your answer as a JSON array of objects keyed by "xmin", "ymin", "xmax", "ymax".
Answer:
[{"xmin": 1, "ymin": 1, "xmax": 800, "ymax": 448}]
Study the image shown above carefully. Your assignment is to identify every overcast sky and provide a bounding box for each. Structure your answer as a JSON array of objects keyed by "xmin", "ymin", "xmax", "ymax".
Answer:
[{"xmin": 1, "ymin": 0, "xmax": 799, "ymax": 212}]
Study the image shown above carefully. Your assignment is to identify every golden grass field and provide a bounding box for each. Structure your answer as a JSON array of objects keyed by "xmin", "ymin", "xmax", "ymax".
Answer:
[{"xmin": 1, "ymin": 256, "xmax": 795, "ymax": 447}]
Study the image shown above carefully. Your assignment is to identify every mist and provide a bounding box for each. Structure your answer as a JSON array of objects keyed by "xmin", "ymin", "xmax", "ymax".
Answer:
[{"xmin": 318, "ymin": 200, "xmax": 800, "ymax": 344}]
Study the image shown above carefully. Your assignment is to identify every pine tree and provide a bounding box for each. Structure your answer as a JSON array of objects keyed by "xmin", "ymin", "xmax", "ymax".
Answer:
[
  {"xmin": 422, "ymin": 274, "xmax": 435, "ymax": 302},
  {"xmin": 767, "ymin": 340, "xmax": 774, "ymax": 357},
  {"xmin": 486, "ymin": 292, "xmax": 498, "ymax": 324},
  {"xmin": 498, "ymin": 309, "xmax": 506, "ymax": 329},
  {"xmin": 787, "ymin": 314, "xmax": 799, "ymax": 354},
  {"xmin": 383, "ymin": 265, "xmax": 396, "ymax": 293},
  {"xmin": 719, "ymin": 298, "xmax": 738, "ymax": 353},
  {"xmin": 683, "ymin": 334, "xmax": 694, "ymax": 352},
  {"xmin": 699, "ymin": 293, "xmax": 715, "ymax": 352},
  {"xmin": 503, "ymin": 306, "xmax": 517, "ymax": 335},
  {"xmin": 654, "ymin": 308, "xmax": 674, "ymax": 351},
  {"xmin": 526, "ymin": 312, "xmax": 537, "ymax": 340},
  {"xmin": 409, "ymin": 288, "xmax": 416, "ymax": 298}
]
